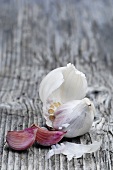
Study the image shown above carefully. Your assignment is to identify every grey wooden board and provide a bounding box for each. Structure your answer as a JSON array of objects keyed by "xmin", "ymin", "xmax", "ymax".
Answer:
[{"xmin": 0, "ymin": 0, "xmax": 113, "ymax": 169}]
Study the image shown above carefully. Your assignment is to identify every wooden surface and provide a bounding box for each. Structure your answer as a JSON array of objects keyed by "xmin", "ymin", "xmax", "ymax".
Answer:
[{"xmin": 0, "ymin": 0, "xmax": 113, "ymax": 169}]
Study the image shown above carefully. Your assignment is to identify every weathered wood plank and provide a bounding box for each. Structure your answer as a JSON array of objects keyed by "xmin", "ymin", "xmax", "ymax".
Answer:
[{"xmin": 0, "ymin": 0, "xmax": 113, "ymax": 169}]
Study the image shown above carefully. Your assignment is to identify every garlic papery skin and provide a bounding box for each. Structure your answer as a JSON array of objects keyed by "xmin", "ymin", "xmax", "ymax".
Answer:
[
  {"xmin": 46, "ymin": 141, "xmax": 102, "ymax": 161},
  {"xmin": 52, "ymin": 98, "xmax": 95, "ymax": 138},
  {"xmin": 39, "ymin": 63, "xmax": 87, "ymax": 127}
]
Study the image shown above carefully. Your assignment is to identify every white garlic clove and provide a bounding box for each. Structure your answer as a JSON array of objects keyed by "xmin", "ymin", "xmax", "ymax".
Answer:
[{"xmin": 53, "ymin": 98, "xmax": 95, "ymax": 138}]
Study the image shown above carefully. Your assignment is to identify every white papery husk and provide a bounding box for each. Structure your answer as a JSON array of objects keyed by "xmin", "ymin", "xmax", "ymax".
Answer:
[
  {"xmin": 46, "ymin": 141, "xmax": 102, "ymax": 161},
  {"xmin": 39, "ymin": 63, "xmax": 87, "ymax": 127}
]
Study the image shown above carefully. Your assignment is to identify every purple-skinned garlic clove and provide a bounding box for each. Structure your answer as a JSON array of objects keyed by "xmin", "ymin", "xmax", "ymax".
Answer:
[
  {"xmin": 35, "ymin": 126, "xmax": 66, "ymax": 146},
  {"xmin": 6, "ymin": 124, "xmax": 38, "ymax": 150}
]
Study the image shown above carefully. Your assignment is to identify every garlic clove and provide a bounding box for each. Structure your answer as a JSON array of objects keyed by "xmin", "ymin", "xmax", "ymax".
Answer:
[
  {"xmin": 6, "ymin": 124, "xmax": 38, "ymax": 150},
  {"xmin": 53, "ymin": 98, "xmax": 95, "ymax": 138},
  {"xmin": 36, "ymin": 126, "xmax": 66, "ymax": 146}
]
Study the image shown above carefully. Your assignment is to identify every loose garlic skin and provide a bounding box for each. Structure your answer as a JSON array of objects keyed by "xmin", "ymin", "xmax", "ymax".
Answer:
[
  {"xmin": 53, "ymin": 98, "xmax": 95, "ymax": 138},
  {"xmin": 46, "ymin": 141, "xmax": 102, "ymax": 160}
]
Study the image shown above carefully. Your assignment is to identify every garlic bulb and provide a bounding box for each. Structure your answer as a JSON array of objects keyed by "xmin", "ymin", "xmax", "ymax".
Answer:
[
  {"xmin": 39, "ymin": 63, "xmax": 95, "ymax": 138},
  {"xmin": 39, "ymin": 63, "xmax": 88, "ymax": 129}
]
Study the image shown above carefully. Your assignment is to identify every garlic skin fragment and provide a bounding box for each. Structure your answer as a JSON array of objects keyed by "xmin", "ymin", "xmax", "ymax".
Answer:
[
  {"xmin": 39, "ymin": 63, "xmax": 87, "ymax": 127},
  {"xmin": 46, "ymin": 141, "xmax": 102, "ymax": 161},
  {"xmin": 6, "ymin": 125, "xmax": 38, "ymax": 151},
  {"xmin": 53, "ymin": 98, "xmax": 95, "ymax": 138},
  {"xmin": 36, "ymin": 126, "xmax": 66, "ymax": 146}
]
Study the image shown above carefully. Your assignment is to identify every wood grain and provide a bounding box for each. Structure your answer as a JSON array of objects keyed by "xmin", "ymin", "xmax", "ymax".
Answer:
[{"xmin": 0, "ymin": 0, "xmax": 113, "ymax": 169}]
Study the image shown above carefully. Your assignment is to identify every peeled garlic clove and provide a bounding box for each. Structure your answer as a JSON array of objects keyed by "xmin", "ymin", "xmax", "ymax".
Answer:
[
  {"xmin": 36, "ymin": 126, "xmax": 66, "ymax": 146},
  {"xmin": 6, "ymin": 124, "xmax": 38, "ymax": 150}
]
